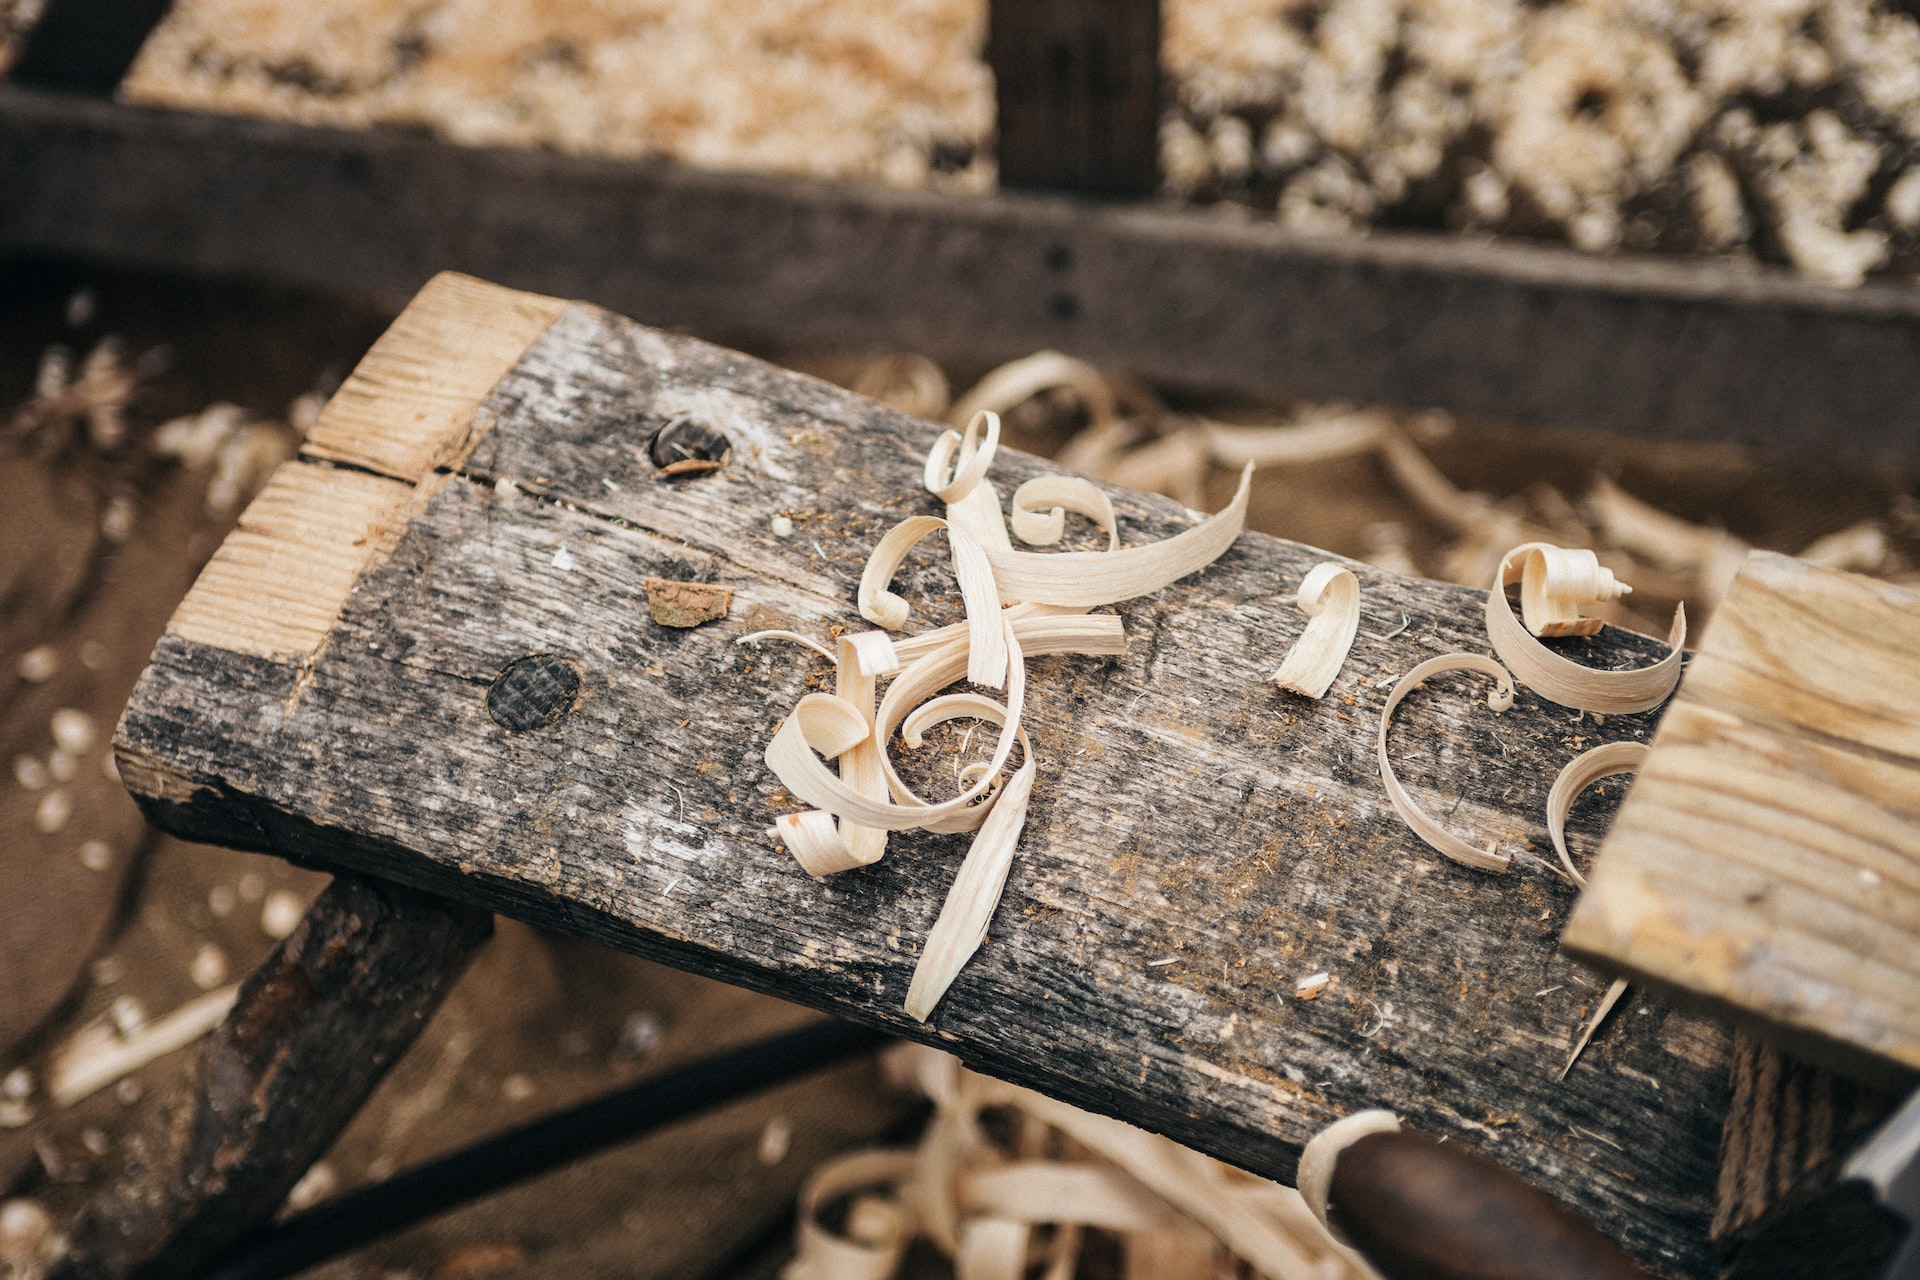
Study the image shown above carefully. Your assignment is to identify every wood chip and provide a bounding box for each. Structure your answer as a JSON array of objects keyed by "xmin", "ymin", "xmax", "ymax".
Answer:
[
  {"xmin": 644, "ymin": 578, "xmax": 733, "ymax": 628},
  {"xmin": 1272, "ymin": 563, "xmax": 1360, "ymax": 699}
]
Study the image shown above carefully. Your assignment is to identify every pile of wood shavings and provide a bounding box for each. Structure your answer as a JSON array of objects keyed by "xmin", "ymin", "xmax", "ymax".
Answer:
[
  {"xmin": 783, "ymin": 1043, "xmax": 1377, "ymax": 1280},
  {"xmin": 119, "ymin": 0, "xmax": 994, "ymax": 192},
  {"xmin": 1166, "ymin": 0, "xmax": 1920, "ymax": 285},
  {"xmin": 750, "ymin": 407, "xmax": 1251, "ymax": 1021},
  {"xmin": 878, "ymin": 348, "xmax": 1915, "ymax": 638}
]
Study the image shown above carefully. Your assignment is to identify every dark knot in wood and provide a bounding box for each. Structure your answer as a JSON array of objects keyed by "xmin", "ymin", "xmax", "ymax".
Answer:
[
  {"xmin": 649, "ymin": 416, "xmax": 732, "ymax": 476},
  {"xmin": 487, "ymin": 653, "xmax": 581, "ymax": 731}
]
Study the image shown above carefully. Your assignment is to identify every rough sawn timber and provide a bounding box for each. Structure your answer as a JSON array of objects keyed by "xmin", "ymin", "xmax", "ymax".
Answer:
[{"xmin": 116, "ymin": 274, "xmax": 1730, "ymax": 1277}]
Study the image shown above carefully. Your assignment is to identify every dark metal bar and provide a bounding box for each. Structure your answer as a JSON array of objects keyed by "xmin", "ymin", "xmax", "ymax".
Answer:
[{"xmin": 202, "ymin": 1018, "xmax": 889, "ymax": 1280}]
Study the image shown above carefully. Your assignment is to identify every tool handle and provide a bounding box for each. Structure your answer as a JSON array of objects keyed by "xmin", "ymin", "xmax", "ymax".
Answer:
[{"xmin": 1330, "ymin": 1129, "xmax": 1651, "ymax": 1280}]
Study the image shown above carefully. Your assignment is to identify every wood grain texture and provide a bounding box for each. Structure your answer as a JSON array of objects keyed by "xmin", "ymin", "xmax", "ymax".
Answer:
[
  {"xmin": 165, "ymin": 272, "xmax": 562, "ymax": 660},
  {"xmin": 118, "ymin": 295, "xmax": 1732, "ymax": 1276},
  {"xmin": 51, "ymin": 874, "xmax": 492, "ymax": 1280},
  {"xmin": 302, "ymin": 272, "xmax": 566, "ymax": 480},
  {"xmin": 1565, "ymin": 553, "xmax": 1920, "ymax": 1085},
  {"xmin": 3, "ymin": 88, "xmax": 1919, "ymax": 462},
  {"xmin": 1713, "ymin": 1032, "xmax": 1903, "ymax": 1280}
]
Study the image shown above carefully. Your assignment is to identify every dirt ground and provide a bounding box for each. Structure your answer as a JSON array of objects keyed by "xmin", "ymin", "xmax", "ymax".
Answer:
[{"xmin": 0, "ymin": 257, "xmax": 1915, "ymax": 1280}]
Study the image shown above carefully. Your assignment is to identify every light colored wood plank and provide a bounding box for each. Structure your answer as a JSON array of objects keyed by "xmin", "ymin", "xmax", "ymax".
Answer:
[
  {"xmin": 1565, "ymin": 552, "xmax": 1920, "ymax": 1082},
  {"xmin": 301, "ymin": 272, "xmax": 566, "ymax": 481}
]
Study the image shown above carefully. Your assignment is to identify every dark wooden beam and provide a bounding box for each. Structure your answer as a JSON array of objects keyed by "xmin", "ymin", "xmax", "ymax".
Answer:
[
  {"xmin": 5, "ymin": 0, "xmax": 176, "ymax": 95},
  {"xmin": 2, "ymin": 89, "xmax": 1917, "ymax": 462},
  {"xmin": 988, "ymin": 0, "xmax": 1161, "ymax": 197},
  {"xmin": 52, "ymin": 875, "xmax": 492, "ymax": 1280},
  {"xmin": 1714, "ymin": 1033, "xmax": 1907, "ymax": 1280}
]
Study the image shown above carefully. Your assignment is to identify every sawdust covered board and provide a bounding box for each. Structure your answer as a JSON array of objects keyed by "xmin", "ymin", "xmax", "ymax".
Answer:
[{"xmin": 116, "ymin": 274, "xmax": 1729, "ymax": 1276}]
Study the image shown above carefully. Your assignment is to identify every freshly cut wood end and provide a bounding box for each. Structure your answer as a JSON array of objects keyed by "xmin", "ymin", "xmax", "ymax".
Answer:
[
  {"xmin": 168, "ymin": 461, "xmax": 416, "ymax": 659},
  {"xmin": 303, "ymin": 273, "xmax": 567, "ymax": 481}
]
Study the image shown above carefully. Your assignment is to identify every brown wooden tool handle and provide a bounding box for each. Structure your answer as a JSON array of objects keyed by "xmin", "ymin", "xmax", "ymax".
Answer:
[{"xmin": 1330, "ymin": 1130, "xmax": 1650, "ymax": 1280}]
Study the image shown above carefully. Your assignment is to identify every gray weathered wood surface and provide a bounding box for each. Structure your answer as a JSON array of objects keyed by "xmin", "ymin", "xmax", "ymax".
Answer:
[
  {"xmin": 115, "ymin": 290, "xmax": 1731, "ymax": 1276},
  {"xmin": 2, "ymin": 87, "xmax": 1918, "ymax": 462}
]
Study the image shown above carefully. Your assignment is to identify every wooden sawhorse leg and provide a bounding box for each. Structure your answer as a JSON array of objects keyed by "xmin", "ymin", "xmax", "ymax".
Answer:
[{"xmin": 53, "ymin": 874, "xmax": 491, "ymax": 1280}]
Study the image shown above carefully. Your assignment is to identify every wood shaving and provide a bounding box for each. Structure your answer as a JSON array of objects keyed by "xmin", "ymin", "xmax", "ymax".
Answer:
[
  {"xmin": 784, "ymin": 1044, "xmax": 1376, "ymax": 1280},
  {"xmin": 644, "ymin": 578, "xmax": 733, "ymax": 628},
  {"xmin": 47, "ymin": 985, "xmax": 240, "ymax": 1107},
  {"xmin": 1546, "ymin": 741, "xmax": 1648, "ymax": 890},
  {"xmin": 1561, "ymin": 978, "xmax": 1631, "ymax": 1082},
  {"xmin": 1485, "ymin": 543, "xmax": 1685, "ymax": 714},
  {"xmin": 1295, "ymin": 1108, "xmax": 1401, "ymax": 1237},
  {"xmin": 760, "ymin": 414, "xmax": 1247, "ymax": 1019},
  {"xmin": 1377, "ymin": 654, "xmax": 1516, "ymax": 873},
  {"xmin": 1272, "ymin": 564, "xmax": 1360, "ymax": 699},
  {"xmin": 1546, "ymin": 741, "xmax": 1646, "ymax": 1078}
]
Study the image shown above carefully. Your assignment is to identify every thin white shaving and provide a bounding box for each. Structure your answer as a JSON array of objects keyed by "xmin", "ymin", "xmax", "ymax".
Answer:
[
  {"xmin": 1377, "ymin": 654, "xmax": 1517, "ymax": 873},
  {"xmin": 1296, "ymin": 1109, "xmax": 1402, "ymax": 1237},
  {"xmin": 1008, "ymin": 475, "xmax": 1119, "ymax": 551},
  {"xmin": 762, "ymin": 403, "xmax": 1249, "ymax": 1022},
  {"xmin": 1272, "ymin": 563, "xmax": 1361, "ymax": 699},
  {"xmin": 736, "ymin": 630, "xmax": 837, "ymax": 661},
  {"xmin": 1487, "ymin": 542, "xmax": 1686, "ymax": 714},
  {"xmin": 1546, "ymin": 741, "xmax": 1648, "ymax": 889}
]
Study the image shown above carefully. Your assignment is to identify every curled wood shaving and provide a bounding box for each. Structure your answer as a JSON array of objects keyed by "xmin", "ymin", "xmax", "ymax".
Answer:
[
  {"xmin": 784, "ymin": 1046, "xmax": 1375, "ymax": 1280},
  {"xmin": 1486, "ymin": 543, "xmax": 1686, "ymax": 714},
  {"xmin": 1272, "ymin": 564, "xmax": 1361, "ymax": 699},
  {"xmin": 1546, "ymin": 741, "xmax": 1648, "ymax": 889},
  {"xmin": 764, "ymin": 412, "xmax": 1246, "ymax": 1020},
  {"xmin": 1377, "ymin": 654, "xmax": 1517, "ymax": 873},
  {"xmin": 1198, "ymin": 411, "xmax": 1389, "ymax": 468},
  {"xmin": 1008, "ymin": 476, "xmax": 1119, "ymax": 551},
  {"xmin": 946, "ymin": 351, "xmax": 1117, "ymax": 434},
  {"xmin": 1546, "ymin": 742, "xmax": 1646, "ymax": 1079},
  {"xmin": 1296, "ymin": 1109, "xmax": 1402, "ymax": 1236},
  {"xmin": 981, "ymin": 464, "xmax": 1253, "ymax": 608}
]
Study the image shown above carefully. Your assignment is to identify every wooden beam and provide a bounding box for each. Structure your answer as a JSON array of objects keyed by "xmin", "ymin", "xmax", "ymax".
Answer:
[
  {"xmin": 53, "ymin": 874, "xmax": 492, "ymax": 1280},
  {"xmin": 988, "ymin": 0, "xmax": 1161, "ymax": 197},
  {"xmin": 5, "ymin": 0, "xmax": 176, "ymax": 95},
  {"xmin": 2, "ymin": 90, "xmax": 1918, "ymax": 462},
  {"xmin": 115, "ymin": 275, "xmax": 1733, "ymax": 1276},
  {"xmin": 1564, "ymin": 553, "xmax": 1920, "ymax": 1087},
  {"xmin": 1713, "ymin": 1033, "xmax": 1905, "ymax": 1280}
]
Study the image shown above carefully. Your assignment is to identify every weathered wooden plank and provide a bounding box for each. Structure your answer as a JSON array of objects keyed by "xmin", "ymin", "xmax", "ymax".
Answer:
[
  {"xmin": 1713, "ymin": 1033, "xmax": 1904, "ymax": 1280},
  {"xmin": 3, "ymin": 88, "xmax": 1919, "ymax": 462},
  {"xmin": 1564, "ymin": 553, "xmax": 1920, "ymax": 1086},
  {"xmin": 988, "ymin": 0, "xmax": 1160, "ymax": 198},
  {"xmin": 52, "ymin": 874, "xmax": 492, "ymax": 1280},
  {"xmin": 114, "ymin": 284, "xmax": 1732, "ymax": 1276}
]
